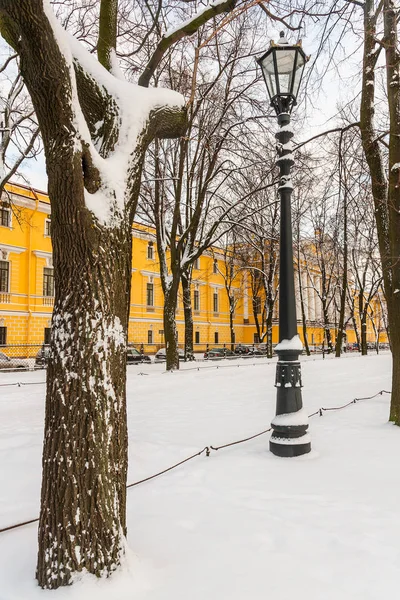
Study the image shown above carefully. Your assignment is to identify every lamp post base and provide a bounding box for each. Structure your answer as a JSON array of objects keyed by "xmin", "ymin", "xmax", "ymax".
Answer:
[
  {"xmin": 271, "ymin": 348, "xmax": 311, "ymax": 457},
  {"xmin": 270, "ymin": 433, "xmax": 311, "ymax": 457}
]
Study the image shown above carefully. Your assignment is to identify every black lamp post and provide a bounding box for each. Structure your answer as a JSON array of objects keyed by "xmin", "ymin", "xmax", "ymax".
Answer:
[{"xmin": 257, "ymin": 32, "xmax": 311, "ymax": 457}]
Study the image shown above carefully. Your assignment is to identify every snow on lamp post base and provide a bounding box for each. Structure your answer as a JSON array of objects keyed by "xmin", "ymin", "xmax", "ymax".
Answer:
[
  {"xmin": 270, "ymin": 339, "xmax": 310, "ymax": 457},
  {"xmin": 257, "ymin": 33, "xmax": 311, "ymax": 457}
]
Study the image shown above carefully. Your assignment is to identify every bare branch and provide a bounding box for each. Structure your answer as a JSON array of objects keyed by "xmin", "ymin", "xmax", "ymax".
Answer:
[{"xmin": 138, "ymin": 0, "xmax": 236, "ymax": 87}]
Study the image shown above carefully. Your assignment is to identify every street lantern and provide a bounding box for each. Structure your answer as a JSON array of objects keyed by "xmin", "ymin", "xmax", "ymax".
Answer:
[
  {"xmin": 257, "ymin": 32, "xmax": 307, "ymax": 115},
  {"xmin": 257, "ymin": 33, "xmax": 311, "ymax": 457}
]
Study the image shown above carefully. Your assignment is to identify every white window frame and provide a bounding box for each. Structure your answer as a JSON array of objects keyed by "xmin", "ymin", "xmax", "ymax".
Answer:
[
  {"xmin": 147, "ymin": 242, "xmax": 154, "ymax": 260},
  {"xmin": 43, "ymin": 266, "xmax": 54, "ymax": 297},
  {"xmin": 0, "ymin": 204, "xmax": 11, "ymax": 229},
  {"xmin": 213, "ymin": 259, "xmax": 218, "ymax": 274},
  {"xmin": 0, "ymin": 259, "xmax": 10, "ymax": 293},
  {"xmin": 213, "ymin": 289, "xmax": 219, "ymax": 314},
  {"xmin": 146, "ymin": 281, "xmax": 154, "ymax": 307},
  {"xmin": 44, "ymin": 217, "xmax": 51, "ymax": 237},
  {"xmin": 194, "ymin": 288, "xmax": 200, "ymax": 312}
]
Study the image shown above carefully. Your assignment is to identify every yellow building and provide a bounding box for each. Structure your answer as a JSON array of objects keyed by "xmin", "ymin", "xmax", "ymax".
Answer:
[
  {"xmin": 0, "ymin": 182, "xmax": 388, "ymax": 353},
  {"xmin": 0, "ymin": 182, "xmax": 251, "ymax": 351}
]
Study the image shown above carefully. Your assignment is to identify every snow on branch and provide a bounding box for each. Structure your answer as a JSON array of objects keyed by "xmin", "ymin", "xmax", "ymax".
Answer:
[
  {"xmin": 138, "ymin": 0, "xmax": 237, "ymax": 88},
  {"xmin": 43, "ymin": 0, "xmax": 185, "ymax": 227}
]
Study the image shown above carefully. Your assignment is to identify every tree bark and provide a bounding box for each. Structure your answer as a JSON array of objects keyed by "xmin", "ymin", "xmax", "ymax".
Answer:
[
  {"xmin": 322, "ymin": 299, "xmax": 333, "ymax": 353},
  {"xmin": 359, "ymin": 0, "xmax": 400, "ymax": 423},
  {"xmin": 182, "ymin": 271, "xmax": 194, "ymax": 360},
  {"xmin": 0, "ymin": 0, "xmax": 188, "ymax": 588},
  {"xmin": 37, "ymin": 216, "xmax": 132, "ymax": 588},
  {"xmin": 298, "ymin": 270, "xmax": 310, "ymax": 356},
  {"xmin": 265, "ymin": 306, "xmax": 274, "ymax": 358},
  {"xmin": 335, "ymin": 159, "xmax": 348, "ymax": 357},
  {"xmin": 384, "ymin": 0, "xmax": 400, "ymax": 424},
  {"xmin": 164, "ymin": 282, "xmax": 180, "ymax": 370}
]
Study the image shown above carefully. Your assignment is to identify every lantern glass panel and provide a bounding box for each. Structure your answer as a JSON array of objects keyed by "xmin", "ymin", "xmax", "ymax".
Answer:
[
  {"xmin": 260, "ymin": 52, "xmax": 277, "ymax": 98},
  {"xmin": 291, "ymin": 55, "xmax": 306, "ymax": 98},
  {"xmin": 275, "ymin": 47, "xmax": 297, "ymax": 94}
]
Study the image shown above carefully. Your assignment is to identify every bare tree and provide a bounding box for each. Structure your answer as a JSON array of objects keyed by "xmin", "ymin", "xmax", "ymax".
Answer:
[
  {"xmin": 139, "ymin": 9, "xmax": 276, "ymax": 369},
  {"xmin": 0, "ymin": 0, "xmax": 239, "ymax": 588},
  {"xmin": 0, "ymin": 52, "xmax": 40, "ymax": 195},
  {"xmin": 358, "ymin": 0, "xmax": 400, "ymax": 423}
]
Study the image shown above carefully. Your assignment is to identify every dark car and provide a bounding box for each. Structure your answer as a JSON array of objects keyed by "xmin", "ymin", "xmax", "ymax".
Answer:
[
  {"xmin": 35, "ymin": 345, "xmax": 51, "ymax": 368},
  {"xmin": 154, "ymin": 347, "xmax": 189, "ymax": 362},
  {"xmin": 127, "ymin": 347, "xmax": 151, "ymax": 364},
  {"xmin": 204, "ymin": 347, "xmax": 235, "ymax": 360},
  {"xmin": 234, "ymin": 344, "xmax": 251, "ymax": 355},
  {"xmin": 235, "ymin": 344, "xmax": 264, "ymax": 356}
]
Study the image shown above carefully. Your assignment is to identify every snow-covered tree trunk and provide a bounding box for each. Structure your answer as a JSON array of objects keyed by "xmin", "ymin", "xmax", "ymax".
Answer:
[
  {"xmin": 265, "ymin": 304, "xmax": 274, "ymax": 358},
  {"xmin": 322, "ymin": 298, "xmax": 333, "ymax": 353},
  {"xmin": 360, "ymin": 0, "xmax": 400, "ymax": 424},
  {"xmin": 384, "ymin": 0, "xmax": 400, "ymax": 424},
  {"xmin": 164, "ymin": 281, "xmax": 180, "ymax": 370},
  {"xmin": 37, "ymin": 220, "xmax": 132, "ymax": 587},
  {"xmin": 0, "ymin": 0, "xmax": 218, "ymax": 588},
  {"xmin": 182, "ymin": 271, "xmax": 194, "ymax": 360},
  {"xmin": 335, "ymin": 161, "xmax": 348, "ymax": 357}
]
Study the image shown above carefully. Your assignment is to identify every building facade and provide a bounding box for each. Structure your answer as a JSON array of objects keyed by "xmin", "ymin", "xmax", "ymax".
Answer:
[{"xmin": 0, "ymin": 182, "xmax": 387, "ymax": 353}]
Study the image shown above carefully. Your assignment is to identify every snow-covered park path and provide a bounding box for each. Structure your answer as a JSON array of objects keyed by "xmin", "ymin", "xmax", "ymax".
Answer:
[{"xmin": 0, "ymin": 353, "xmax": 398, "ymax": 600}]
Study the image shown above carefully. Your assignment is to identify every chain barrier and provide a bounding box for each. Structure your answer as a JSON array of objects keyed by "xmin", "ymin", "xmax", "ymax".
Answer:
[{"xmin": 0, "ymin": 388, "xmax": 391, "ymax": 535}]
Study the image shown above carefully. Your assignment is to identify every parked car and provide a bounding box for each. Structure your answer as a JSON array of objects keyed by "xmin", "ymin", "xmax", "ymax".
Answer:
[
  {"xmin": 346, "ymin": 343, "xmax": 359, "ymax": 351},
  {"xmin": 234, "ymin": 344, "xmax": 251, "ymax": 355},
  {"xmin": 126, "ymin": 347, "xmax": 151, "ymax": 364},
  {"xmin": 154, "ymin": 347, "xmax": 185, "ymax": 362},
  {"xmin": 35, "ymin": 345, "xmax": 51, "ymax": 368},
  {"xmin": 257, "ymin": 343, "xmax": 269, "ymax": 354},
  {"xmin": 204, "ymin": 347, "xmax": 235, "ymax": 360},
  {"xmin": 0, "ymin": 351, "xmax": 31, "ymax": 370}
]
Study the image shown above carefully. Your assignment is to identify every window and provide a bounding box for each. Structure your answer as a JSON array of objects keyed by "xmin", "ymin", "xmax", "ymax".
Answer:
[
  {"xmin": 146, "ymin": 282, "xmax": 154, "ymax": 306},
  {"xmin": 44, "ymin": 328, "xmax": 51, "ymax": 345},
  {"xmin": 147, "ymin": 242, "xmax": 154, "ymax": 260},
  {"xmin": 195, "ymin": 331, "xmax": 200, "ymax": 344},
  {"xmin": 213, "ymin": 291, "xmax": 218, "ymax": 313},
  {"xmin": 194, "ymin": 289, "xmax": 200, "ymax": 311},
  {"xmin": 254, "ymin": 296, "xmax": 261, "ymax": 314},
  {"xmin": 214, "ymin": 331, "xmax": 219, "ymax": 344},
  {"xmin": 43, "ymin": 267, "xmax": 54, "ymax": 297},
  {"xmin": 45, "ymin": 218, "xmax": 51, "ymax": 237},
  {"xmin": 254, "ymin": 333, "xmax": 260, "ymax": 344},
  {"xmin": 0, "ymin": 261, "xmax": 9, "ymax": 292},
  {"xmin": 0, "ymin": 204, "xmax": 11, "ymax": 228},
  {"xmin": 148, "ymin": 330, "xmax": 153, "ymax": 344},
  {"xmin": 0, "ymin": 326, "xmax": 6, "ymax": 345},
  {"xmin": 194, "ymin": 258, "xmax": 200, "ymax": 270},
  {"xmin": 213, "ymin": 259, "xmax": 218, "ymax": 274}
]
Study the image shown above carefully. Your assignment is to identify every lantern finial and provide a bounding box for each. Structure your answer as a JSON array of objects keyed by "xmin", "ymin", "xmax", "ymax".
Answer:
[{"xmin": 279, "ymin": 31, "xmax": 288, "ymax": 44}]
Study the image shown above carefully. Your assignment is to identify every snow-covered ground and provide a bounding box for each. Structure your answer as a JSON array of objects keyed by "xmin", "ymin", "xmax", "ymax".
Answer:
[{"xmin": 0, "ymin": 353, "xmax": 398, "ymax": 600}]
